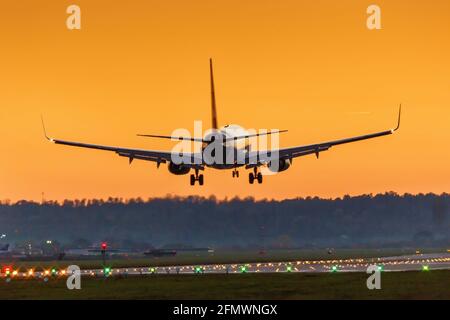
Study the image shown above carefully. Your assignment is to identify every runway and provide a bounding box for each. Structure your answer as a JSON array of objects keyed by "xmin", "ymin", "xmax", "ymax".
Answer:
[
  {"xmin": 4, "ymin": 253, "xmax": 450, "ymax": 279},
  {"xmin": 101, "ymin": 253, "xmax": 450, "ymax": 275}
]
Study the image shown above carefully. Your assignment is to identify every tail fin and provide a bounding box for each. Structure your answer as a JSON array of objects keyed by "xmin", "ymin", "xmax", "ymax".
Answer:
[{"xmin": 210, "ymin": 58, "xmax": 218, "ymax": 129}]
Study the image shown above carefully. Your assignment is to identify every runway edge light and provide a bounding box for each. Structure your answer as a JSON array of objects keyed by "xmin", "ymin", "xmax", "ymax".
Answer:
[
  {"xmin": 194, "ymin": 266, "xmax": 203, "ymax": 274},
  {"xmin": 104, "ymin": 267, "xmax": 112, "ymax": 276}
]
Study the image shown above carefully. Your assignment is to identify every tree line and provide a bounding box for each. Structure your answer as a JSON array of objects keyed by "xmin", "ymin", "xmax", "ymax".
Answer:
[{"xmin": 0, "ymin": 193, "xmax": 448, "ymax": 248}]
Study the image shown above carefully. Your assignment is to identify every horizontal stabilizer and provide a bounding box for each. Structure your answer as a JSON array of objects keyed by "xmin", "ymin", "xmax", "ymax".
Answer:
[
  {"xmin": 137, "ymin": 134, "xmax": 205, "ymax": 143},
  {"xmin": 223, "ymin": 130, "xmax": 288, "ymax": 142},
  {"xmin": 138, "ymin": 130, "xmax": 288, "ymax": 143}
]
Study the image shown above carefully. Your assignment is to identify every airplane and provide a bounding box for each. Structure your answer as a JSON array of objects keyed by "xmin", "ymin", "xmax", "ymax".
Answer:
[{"xmin": 43, "ymin": 59, "xmax": 401, "ymax": 186}]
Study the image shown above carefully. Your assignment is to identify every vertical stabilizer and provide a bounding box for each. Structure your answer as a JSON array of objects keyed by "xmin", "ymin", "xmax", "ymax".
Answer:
[{"xmin": 210, "ymin": 58, "xmax": 218, "ymax": 129}]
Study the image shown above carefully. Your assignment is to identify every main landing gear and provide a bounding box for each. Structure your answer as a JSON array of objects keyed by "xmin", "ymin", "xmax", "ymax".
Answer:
[
  {"xmin": 190, "ymin": 169, "xmax": 204, "ymax": 186},
  {"xmin": 232, "ymin": 169, "xmax": 239, "ymax": 178},
  {"xmin": 249, "ymin": 167, "xmax": 263, "ymax": 184}
]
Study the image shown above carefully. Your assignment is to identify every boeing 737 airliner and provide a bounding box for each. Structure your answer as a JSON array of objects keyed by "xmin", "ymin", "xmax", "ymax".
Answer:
[{"xmin": 43, "ymin": 59, "xmax": 401, "ymax": 185}]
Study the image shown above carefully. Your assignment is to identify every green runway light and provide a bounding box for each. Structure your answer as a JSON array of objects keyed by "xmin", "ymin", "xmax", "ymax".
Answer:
[
  {"xmin": 422, "ymin": 265, "xmax": 429, "ymax": 271},
  {"xmin": 240, "ymin": 266, "xmax": 247, "ymax": 273},
  {"xmin": 331, "ymin": 265, "xmax": 338, "ymax": 272},
  {"xmin": 286, "ymin": 265, "xmax": 292, "ymax": 272},
  {"xmin": 51, "ymin": 268, "xmax": 57, "ymax": 275},
  {"xmin": 149, "ymin": 267, "xmax": 156, "ymax": 274},
  {"xmin": 377, "ymin": 265, "xmax": 384, "ymax": 272},
  {"xmin": 194, "ymin": 266, "xmax": 203, "ymax": 274},
  {"xmin": 104, "ymin": 267, "xmax": 112, "ymax": 276}
]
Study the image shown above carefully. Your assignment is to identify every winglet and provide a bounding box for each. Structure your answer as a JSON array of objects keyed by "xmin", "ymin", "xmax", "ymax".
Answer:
[
  {"xmin": 41, "ymin": 115, "xmax": 54, "ymax": 142},
  {"xmin": 392, "ymin": 104, "xmax": 402, "ymax": 132}
]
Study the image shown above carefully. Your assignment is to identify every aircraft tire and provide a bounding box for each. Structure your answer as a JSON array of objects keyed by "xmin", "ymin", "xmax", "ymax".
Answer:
[{"xmin": 257, "ymin": 172, "xmax": 263, "ymax": 184}]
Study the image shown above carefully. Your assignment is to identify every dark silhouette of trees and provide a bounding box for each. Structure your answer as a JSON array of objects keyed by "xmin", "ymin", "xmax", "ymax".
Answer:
[{"xmin": 0, "ymin": 193, "xmax": 448, "ymax": 248}]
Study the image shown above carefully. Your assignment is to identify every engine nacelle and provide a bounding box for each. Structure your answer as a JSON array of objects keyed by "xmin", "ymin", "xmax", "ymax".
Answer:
[
  {"xmin": 168, "ymin": 162, "xmax": 191, "ymax": 175},
  {"xmin": 268, "ymin": 158, "xmax": 292, "ymax": 172}
]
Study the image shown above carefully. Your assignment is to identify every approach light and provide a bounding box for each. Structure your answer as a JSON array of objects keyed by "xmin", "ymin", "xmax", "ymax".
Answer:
[
  {"xmin": 12, "ymin": 270, "xmax": 18, "ymax": 276},
  {"xmin": 44, "ymin": 270, "xmax": 50, "ymax": 275},
  {"xmin": 101, "ymin": 242, "xmax": 107, "ymax": 250},
  {"xmin": 28, "ymin": 269, "xmax": 34, "ymax": 276},
  {"xmin": 60, "ymin": 269, "xmax": 66, "ymax": 275}
]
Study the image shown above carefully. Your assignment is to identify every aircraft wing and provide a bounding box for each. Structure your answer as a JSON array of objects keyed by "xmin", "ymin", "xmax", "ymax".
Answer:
[
  {"xmin": 247, "ymin": 106, "xmax": 401, "ymax": 165},
  {"xmin": 42, "ymin": 120, "xmax": 204, "ymax": 169}
]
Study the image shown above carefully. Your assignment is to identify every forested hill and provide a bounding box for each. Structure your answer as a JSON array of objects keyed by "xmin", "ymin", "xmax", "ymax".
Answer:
[{"xmin": 0, "ymin": 193, "xmax": 448, "ymax": 248}]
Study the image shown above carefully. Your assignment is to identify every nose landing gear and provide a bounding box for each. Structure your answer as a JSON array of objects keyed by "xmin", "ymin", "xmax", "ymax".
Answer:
[
  {"xmin": 232, "ymin": 169, "xmax": 239, "ymax": 178},
  {"xmin": 190, "ymin": 169, "xmax": 204, "ymax": 186}
]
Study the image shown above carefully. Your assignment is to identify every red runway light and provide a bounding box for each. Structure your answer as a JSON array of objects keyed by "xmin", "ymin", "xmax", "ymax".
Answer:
[{"xmin": 2, "ymin": 266, "xmax": 12, "ymax": 275}]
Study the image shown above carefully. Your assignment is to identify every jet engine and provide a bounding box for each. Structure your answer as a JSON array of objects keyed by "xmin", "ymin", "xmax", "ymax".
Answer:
[
  {"xmin": 268, "ymin": 158, "xmax": 292, "ymax": 172},
  {"xmin": 168, "ymin": 162, "xmax": 191, "ymax": 175}
]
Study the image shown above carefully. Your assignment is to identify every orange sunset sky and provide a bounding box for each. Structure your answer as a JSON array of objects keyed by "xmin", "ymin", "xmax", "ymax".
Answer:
[{"xmin": 0, "ymin": 0, "xmax": 449, "ymax": 202}]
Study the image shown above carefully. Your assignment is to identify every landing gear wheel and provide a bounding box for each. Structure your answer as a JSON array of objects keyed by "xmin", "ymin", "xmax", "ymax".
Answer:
[
  {"xmin": 236, "ymin": 171, "xmax": 239, "ymax": 178},
  {"xmin": 189, "ymin": 169, "xmax": 204, "ymax": 186},
  {"xmin": 232, "ymin": 171, "xmax": 235, "ymax": 178},
  {"xmin": 257, "ymin": 172, "xmax": 263, "ymax": 184},
  {"xmin": 249, "ymin": 173, "xmax": 255, "ymax": 184}
]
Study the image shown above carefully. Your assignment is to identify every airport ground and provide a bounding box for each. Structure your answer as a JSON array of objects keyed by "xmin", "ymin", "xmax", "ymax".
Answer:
[
  {"xmin": 1, "ymin": 270, "xmax": 450, "ymax": 299},
  {"xmin": 2, "ymin": 248, "xmax": 445, "ymax": 271},
  {"xmin": 1, "ymin": 248, "xmax": 450, "ymax": 299}
]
